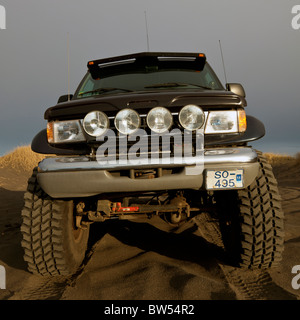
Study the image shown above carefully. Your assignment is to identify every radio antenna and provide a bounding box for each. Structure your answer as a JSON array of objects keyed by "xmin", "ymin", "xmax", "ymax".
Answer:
[
  {"xmin": 219, "ymin": 40, "xmax": 228, "ymax": 85},
  {"xmin": 144, "ymin": 11, "xmax": 150, "ymax": 51},
  {"xmin": 67, "ymin": 32, "xmax": 70, "ymax": 101}
]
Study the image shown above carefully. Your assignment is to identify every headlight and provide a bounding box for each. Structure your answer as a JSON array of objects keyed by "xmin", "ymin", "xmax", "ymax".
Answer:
[
  {"xmin": 83, "ymin": 111, "xmax": 109, "ymax": 137},
  {"xmin": 179, "ymin": 104, "xmax": 205, "ymax": 131},
  {"xmin": 205, "ymin": 110, "xmax": 238, "ymax": 134},
  {"xmin": 47, "ymin": 120, "xmax": 85, "ymax": 143},
  {"xmin": 114, "ymin": 108, "xmax": 140, "ymax": 135},
  {"xmin": 147, "ymin": 107, "xmax": 173, "ymax": 133}
]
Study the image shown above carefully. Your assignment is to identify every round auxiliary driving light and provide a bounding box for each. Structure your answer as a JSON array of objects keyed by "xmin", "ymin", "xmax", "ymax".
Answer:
[
  {"xmin": 146, "ymin": 107, "xmax": 173, "ymax": 133},
  {"xmin": 179, "ymin": 104, "xmax": 205, "ymax": 131},
  {"xmin": 83, "ymin": 111, "xmax": 109, "ymax": 137},
  {"xmin": 114, "ymin": 108, "xmax": 141, "ymax": 135}
]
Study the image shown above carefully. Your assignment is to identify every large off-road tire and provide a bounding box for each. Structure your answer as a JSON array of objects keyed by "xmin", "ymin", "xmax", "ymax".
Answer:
[
  {"xmin": 21, "ymin": 168, "xmax": 90, "ymax": 276},
  {"xmin": 215, "ymin": 150, "xmax": 284, "ymax": 269}
]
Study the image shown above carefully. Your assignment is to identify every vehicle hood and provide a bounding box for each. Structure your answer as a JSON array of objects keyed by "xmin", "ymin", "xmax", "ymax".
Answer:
[{"xmin": 44, "ymin": 90, "xmax": 246, "ymax": 120}]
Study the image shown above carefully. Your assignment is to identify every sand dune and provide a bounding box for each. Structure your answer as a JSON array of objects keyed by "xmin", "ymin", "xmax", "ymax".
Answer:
[{"xmin": 0, "ymin": 148, "xmax": 299, "ymax": 300}]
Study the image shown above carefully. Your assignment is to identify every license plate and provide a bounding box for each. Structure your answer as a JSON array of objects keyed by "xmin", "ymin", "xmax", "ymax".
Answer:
[{"xmin": 206, "ymin": 169, "xmax": 244, "ymax": 189}]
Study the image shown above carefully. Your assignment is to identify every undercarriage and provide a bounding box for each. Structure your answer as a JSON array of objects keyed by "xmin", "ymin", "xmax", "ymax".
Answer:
[{"xmin": 74, "ymin": 189, "xmax": 214, "ymax": 230}]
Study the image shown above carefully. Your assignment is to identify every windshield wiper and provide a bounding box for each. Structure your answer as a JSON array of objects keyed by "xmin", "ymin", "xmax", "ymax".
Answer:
[
  {"xmin": 144, "ymin": 82, "xmax": 188, "ymax": 88},
  {"xmin": 144, "ymin": 82, "xmax": 212, "ymax": 90},
  {"xmin": 187, "ymin": 83, "xmax": 213, "ymax": 90},
  {"xmin": 78, "ymin": 87, "xmax": 133, "ymax": 96}
]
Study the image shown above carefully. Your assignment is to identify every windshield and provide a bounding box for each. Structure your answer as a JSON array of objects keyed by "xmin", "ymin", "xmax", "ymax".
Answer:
[{"xmin": 75, "ymin": 63, "xmax": 224, "ymax": 99}]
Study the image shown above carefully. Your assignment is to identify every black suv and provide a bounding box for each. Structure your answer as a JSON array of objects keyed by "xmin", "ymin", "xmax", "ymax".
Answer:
[{"xmin": 21, "ymin": 52, "xmax": 284, "ymax": 276}]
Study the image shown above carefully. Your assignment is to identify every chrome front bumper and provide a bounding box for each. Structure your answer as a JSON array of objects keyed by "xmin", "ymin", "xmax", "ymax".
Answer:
[{"xmin": 37, "ymin": 147, "xmax": 259, "ymax": 198}]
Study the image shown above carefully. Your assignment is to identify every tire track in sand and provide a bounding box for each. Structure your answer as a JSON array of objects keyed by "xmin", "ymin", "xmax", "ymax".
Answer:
[
  {"xmin": 8, "ymin": 241, "xmax": 97, "ymax": 300},
  {"xmin": 193, "ymin": 213, "xmax": 297, "ymax": 300}
]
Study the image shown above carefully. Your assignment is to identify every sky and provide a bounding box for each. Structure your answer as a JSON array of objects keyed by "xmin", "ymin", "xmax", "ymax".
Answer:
[{"xmin": 0, "ymin": 0, "xmax": 300, "ymax": 155}]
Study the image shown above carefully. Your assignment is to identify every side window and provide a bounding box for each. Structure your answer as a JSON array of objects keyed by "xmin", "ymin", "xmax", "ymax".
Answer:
[
  {"xmin": 203, "ymin": 70, "xmax": 217, "ymax": 88},
  {"xmin": 80, "ymin": 78, "xmax": 95, "ymax": 94}
]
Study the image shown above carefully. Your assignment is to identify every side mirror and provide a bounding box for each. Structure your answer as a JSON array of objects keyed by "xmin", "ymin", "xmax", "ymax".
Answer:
[
  {"xmin": 226, "ymin": 83, "xmax": 246, "ymax": 98},
  {"xmin": 57, "ymin": 94, "xmax": 73, "ymax": 104}
]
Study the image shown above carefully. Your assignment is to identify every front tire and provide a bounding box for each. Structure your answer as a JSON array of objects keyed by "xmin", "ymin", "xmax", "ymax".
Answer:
[
  {"xmin": 21, "ymin": 168, "xmax": 90, "ymax": 276},
  {"xmin": 215, "ymin": 151, "xmax": 285, "ymax": 269}
]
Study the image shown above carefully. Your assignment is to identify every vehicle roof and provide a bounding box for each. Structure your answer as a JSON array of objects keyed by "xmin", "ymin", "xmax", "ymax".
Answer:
[
  {"xmin": 87, "ymin": 52, "xmax": 206, "ymax": 67},
  {"xmin": 87, "ymin": 52, "xmax": 207, "ymax": 80}
]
